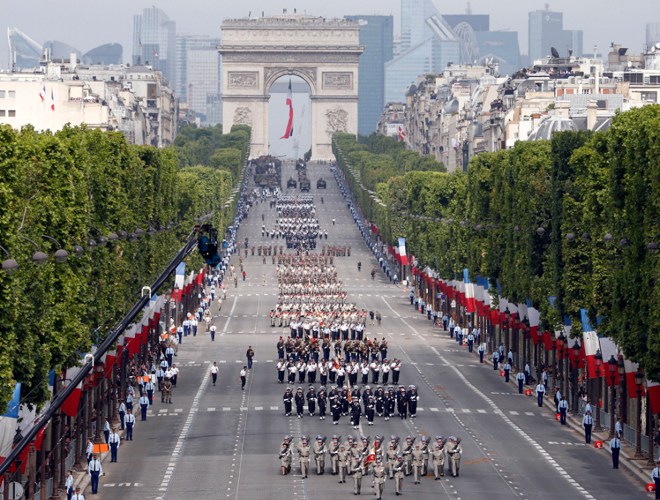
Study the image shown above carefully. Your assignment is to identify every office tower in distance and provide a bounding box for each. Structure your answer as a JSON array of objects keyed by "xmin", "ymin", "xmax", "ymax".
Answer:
[
  {"xmin": 133, "ymin": 6, "xmax": 176, "ymax": 84},
  {"xmin": 82, "ymin": 44, "xmax": 123, "ymax": 65},
  {"xmin": 386, "ymin": 0, "xmax": 459, "ymax": 103},
  {"xmin": 646, "ymin": 23, "xmax": 660, "ymax": 48},
  {"xmin": 528, "ymin": 7, "xmax": 583, "ymax": 62},
  {"xmin": 345, "ymin": 15, "xmax": 393, "ymax": 136}
]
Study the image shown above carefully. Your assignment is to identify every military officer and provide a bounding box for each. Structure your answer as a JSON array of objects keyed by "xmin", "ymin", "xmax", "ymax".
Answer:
[
  {"xmin": 283, "ymin": 387, "xmax": 293, "ymax": 416},
  {"xmin": 401, "ymin": 436, "xmax": 414, "ymax": 476},
  {"xmin": 447, "ymin": 437, "xmax": 462, "ymax": 477},
  {"xmin": 337, "ymin": 445, "xmax": 349, "ymax": 484},
  {"xmin": 393, "ymin": 455, "xmax": 405, "ymax": 495},
  {"xmin": 386, "ymin": 438, "xmax": 399, "ymax": 479},
  {"xmin": 279, "ymin": 436, "xmax": 293, "ymax": 475},
  {"xmin": 420, "ymin": 435, "xmax": 430, "ymax": 476},
  {"xmin": 351, "ymin": 453, "xmax": 364, "ymax": 495}
]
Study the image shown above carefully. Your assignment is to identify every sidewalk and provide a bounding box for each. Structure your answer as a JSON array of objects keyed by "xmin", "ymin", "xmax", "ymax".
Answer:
[{"xmin": 405, "ymin": 299, "xmax": 654, "ymax": 488}]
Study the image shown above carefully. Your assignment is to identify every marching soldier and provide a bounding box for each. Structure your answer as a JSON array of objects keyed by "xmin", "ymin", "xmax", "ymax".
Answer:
[
  {"xmin": 447, "ymin": 437, "xmax": 462, "ymax": 477},
  {"xmin": 283, "ymin": 387, "xmax": 293, "ymax": 416},
  {"xmin": 412, "ymin": 443, "xmax": 424, "ymax": 484},
  {"xmin": 337, "ymin": 445, "xmax": 349, "ymax": 484},
  {"xmin": 407, "ymin": 385, "xmax": 418, "ymax": 418},
  {"xmin": 351, "ymin": 453, "xmax": 364, "ymax": 495},
  {"xmin": 386, "ymin": 438, "xmax": 399, "ymax": 479},
  {"xmin": 306, "ymin": 386, "xmax": 317, "ymax": 416},
  {"xmin": 401, "ymin": 436, "xmax": 414, "ymax": 476},
  {"xmin": 373, "ymin": 457, "xmax": 387, "ymax": 500},
  {"xmin": 313, "ymin": 435, "xmax": 327, "ymax": 475},
  {"xmin": 393, "ymin": 455, "xmax": 405, "ymax": 495},
  {"xmin": 420, "ymin": 435, "xmax": 430, "ymax": 476},
  {"xmin": 279, "ymin": 436, "xmax": 293, "ymax": 475},
  {"xmin": 297, "ymin": 436, "xmax": 311, "ymax": 479},
  {"xmin": 432, "ymin": 437, "xmax": 446, "ymax": 479},
  {"xmin": 317, "ymin": 386, "xmax": 327, "ymax": 420},
  {"xmin": 329, "ymin": 435, "xmax": 341, "ymax": 475},
  {"xmin": 295, "ymin": 387, "xmax": 305, "ymax": 418}
]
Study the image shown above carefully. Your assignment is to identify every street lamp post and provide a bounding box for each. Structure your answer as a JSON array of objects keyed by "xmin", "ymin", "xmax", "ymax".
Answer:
[
  {"xmin": 617, "ymin": 356, "xmax": 627, "ymax": 424},
  {"xmin": 594, "ymin": 349, "xmax": 603, "ymax": 429},
  {"xmin": 634, "ymin": 368, "xmax": 644, "ymax": 459},
  {"xmin": 571, "ymin": 340, "xmax": 581, "ymax": 415},
  {"xmin": 607, "ymin": 355, "xmax": 618, "ymax": 439}
]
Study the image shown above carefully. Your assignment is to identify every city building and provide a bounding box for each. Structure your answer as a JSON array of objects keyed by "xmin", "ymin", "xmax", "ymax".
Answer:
[
  {"xmin": 345, "ymin": 15, "xmax": 394, "ymax": 136},
  {"xmin": 528, "ymin": 7, "xmax": 583, "ymax": 62},
  {"xmin": 132, "ymin": 6, "xmax": 176, "ymax": 86},
  {"xmin": 82, "ymin": 44, "xmax": 123, "ymax": 65},
  {"xmin": 385, "ymin": 0, "xmax": 459, "ymax": 103},
  {"xmin": 175, "ymin": 35, "xmax": 221, "ymax": 125},
  {"xmin": 0, "ymin": 56, "xmax": 176, "ymax": 147}
]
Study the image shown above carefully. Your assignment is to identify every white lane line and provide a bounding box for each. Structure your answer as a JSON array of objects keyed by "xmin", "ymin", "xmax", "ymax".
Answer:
[
  {"xmin": 158, "ymin": 362, "xmax": 211, "ymax": 496},
  {"xmin": 220, "ymin": 295, "xmax": 238, "ymax": 337}
]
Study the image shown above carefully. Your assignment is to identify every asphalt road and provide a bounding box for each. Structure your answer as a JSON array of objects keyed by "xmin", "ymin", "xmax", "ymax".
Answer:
[{"xmin": 94, "ymin": 161, "xmax": 647, "ymax": 500}]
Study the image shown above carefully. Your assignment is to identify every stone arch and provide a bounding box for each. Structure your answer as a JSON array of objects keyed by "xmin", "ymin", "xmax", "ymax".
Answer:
[{"xmin": 219, "ymin": 15, "xmax": 362, "ymax": 161}]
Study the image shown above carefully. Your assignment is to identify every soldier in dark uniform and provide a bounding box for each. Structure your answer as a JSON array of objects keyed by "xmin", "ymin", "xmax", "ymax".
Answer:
[
  {"xmin": 295, "ymin": 387, "xmax": 306, "ymax": 418},
  {"xmin": 407, "ymin": 385, "xmax": 418, "ymax": 418},
  {"xmin": 317, "ymin": 386, "xmax": 327, "ymax": 420},
  {"xmin": 283, "ymin": 387, "xmax": 293, "ymax": 416},
  {"xmin": 306, "ymin": 386, "xmax": 317, "ymax": 416},
  {"xmin": 397, "ymin": 386, "xmax": 408, "ymax": 419}
]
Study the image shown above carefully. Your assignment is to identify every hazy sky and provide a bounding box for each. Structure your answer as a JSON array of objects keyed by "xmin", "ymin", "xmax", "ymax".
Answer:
[{"xmin": 2, "ymin": 0, "xmax": 656, "ymax": 69}]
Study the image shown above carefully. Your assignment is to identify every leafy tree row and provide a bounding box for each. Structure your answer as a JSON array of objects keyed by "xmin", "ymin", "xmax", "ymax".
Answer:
[
  {"xmin": 334, "ymin": 106, "xmax": 659, "ymax": 379},
  {"xmin": 0, "ymin": 124, "xmax": 250, "ymax": 409}
]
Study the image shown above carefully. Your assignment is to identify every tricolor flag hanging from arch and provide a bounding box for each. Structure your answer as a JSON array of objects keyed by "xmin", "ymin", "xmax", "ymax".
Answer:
[{"xmin": 280, "ymin": 79, "xmax": 294, "ymax": 139}]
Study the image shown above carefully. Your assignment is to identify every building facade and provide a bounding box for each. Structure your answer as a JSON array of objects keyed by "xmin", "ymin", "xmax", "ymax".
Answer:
[{"xmin": 345, "ymin": 15, "xmax": 393, "ymax": 136}]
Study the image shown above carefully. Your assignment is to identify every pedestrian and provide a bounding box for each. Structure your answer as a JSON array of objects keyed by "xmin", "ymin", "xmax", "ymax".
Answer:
[
  {"xmin": 85, "ymin": 438, "xmax": 94, "ymax": 463},
  {"xmin": 125, "ymin": 409, "xmax": 135, "ymax": 440},
  {"xmin": 240, "ymin": 366, "xmax": 247, "ymax": 390},
  {"xmin": 71, "ymin": 487, "xmax": 85, "ymax": 500},
  {"xmin": 65, "ymin": 469, "xmax": 74, "ymax": 500},
  {"xmin": 139, "ymin": 394, "xmax": 149, "ymax": 421},
  {"xmin": 535, "ymin": 382, "xmax": 546, "ymax": 407},
  {"xmin": 211, "ymin": 362, "xmax": 219, "ymax": 386},
  {"xmin": 614, "ymin": 417, "xmax": 623, "ymax": 438},
  {"xmin": 558, "ymin": 396, "xmax": 569, "ymax": 425},
  {"xmin": 651, "ymin": 459, "xmax": 660, "ymax": 500},
  {"xmin": 582, "ymin": 412, "xmax": 594, "ymax": 444},
  {"xmin": 246, "ymin": 346, "xmax": 254, "ymax": 369},
  {"xmin": 118, "ymin": 399, "xmax": 126, "ymax": 430},
  {"xmin": 524, "ymin": 363, "xmax": 531, "ymax": 385},
  {"xmin": 88, "ymin": 454, "xmax": 103, "ymax": 494},
  {"xmin": 503, "ymin": 361, "xmax": 511, "ymax": 383},
  {"xmin": 516, "ymin": 370, "xmax": 525, "ymax": 394},
  {"xmin": 609, "ymin": 435, "xmax": 621, "ymax": 469},
  {"xmin": 108, "ymin": 428, "xmax": 120, "ymax": 462}
]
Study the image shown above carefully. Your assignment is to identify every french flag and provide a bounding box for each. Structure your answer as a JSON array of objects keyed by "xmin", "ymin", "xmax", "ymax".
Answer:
[
  {"xmin": 39, "ymin": 84, "xmax": 46, "ymax": 102},
  {"xmin": 580, "ymin": 309, "xmax": 601, "ymax": 378},
  {"xmin": 623, "ymin": 358, "xmax": 645, "ymax": 398},
  {"xmin": 648, "ymin": 380, "xmax": 660, "ymax": 414},
  {"xmin": 398, "ymin": 237, "xmax": 408, "ymax": 265},
  {"xmin": 463, "ymin": 269, "xmax": 476, "ymax": 313},
  {"xmin": 50, "ymin": 89, "xmax": 55, "ymax": 111},
  {"xmin": 280, "ymin": 79, "xmax": 294, "ymax": 139},
  {"xmin": 0, "ymin": 383, "xmax": 21, "ymax": 465},
  {"xmin": 61, "ymin": 367, "xmax": 84, "ymax": 417}
]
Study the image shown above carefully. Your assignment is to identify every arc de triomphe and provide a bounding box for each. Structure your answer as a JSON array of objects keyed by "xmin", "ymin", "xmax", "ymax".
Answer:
[{"xmin": 219, "ymin": 15, "xmax": 363, "ymax": 161}]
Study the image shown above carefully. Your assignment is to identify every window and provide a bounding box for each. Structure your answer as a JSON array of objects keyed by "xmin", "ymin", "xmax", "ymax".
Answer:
[
  {"xmin": 8, "ymin": 110, "xmax": 15, "ymax": 117},
  {"xmin": 8, "ymin": 91, "xmax": 15, "ymax": 98},
  {"xmin": 0, "ymin": 110, "xmax": 5, "ymax": 117},
  {"xmin": 0, "ymin": 91, "xmax": 4, "ymax": 98}
]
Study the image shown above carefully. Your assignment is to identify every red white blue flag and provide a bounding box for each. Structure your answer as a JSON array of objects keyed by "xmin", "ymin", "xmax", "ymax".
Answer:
[{"xmin": 280, "ymin": 79, "xmax": 294, "ymax": 139}]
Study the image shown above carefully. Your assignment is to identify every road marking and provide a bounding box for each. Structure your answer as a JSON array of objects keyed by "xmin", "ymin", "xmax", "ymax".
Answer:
[
  {"xmin": 525, "ymin": 412, "xmax": 535, "ymax": 416},
  {"xmin": 207, "ymin": 407, "xmax": 216, "ymax": 412},
  {"xmin": 430, "ymin": 407, "xmax": 439, "ymax": 412},
  {"xmin": 510, "ymin": 411, "xmax": 519, "ymax": 415},
  {"xmin": 157, "ymin": 362, "xmax": 211, "ymax": 495}
]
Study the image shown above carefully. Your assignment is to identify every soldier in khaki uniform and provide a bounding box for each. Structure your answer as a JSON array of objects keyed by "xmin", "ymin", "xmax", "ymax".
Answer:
[
  {"xmin": 297, "ymin": 436, "xmax": 311, "ymax": 478},
  {"xmin": 373, "ymin": 458, "xmax": 387, "ymax": 500},
  {"xmin": 279, "ymin": 436, "xmax": 293, "ymax": 475},
  {"xmin": 420, "ymin": 435, "xmax": 430, "ymax": 476},
  {"xmin": 393, "ymin": 455, "xmax": 405, "ymax": 495},
  {"xmin": 386, "ymin": 439, "xmax": 399, "ymax": 479},
  {"xmin": 432, "ymin": 437, "xmax": 446, "ymax": 479},
  {"xmin": 313, "ymin": 435, "xmax": 326, "ymax": 475},
  {"xmin": 337, "ymin": 445, "xmax": 349, "ymax": 483},
  {"xmin": 447, "ymin": 437, "xmax": 462, "ymax": 477},
  {"xmin": 328, "ymin": 435, "xmax": 341, "ymax": 475},
  {"xmin": 350, "ymin": 454, "xmax": 364, "ymax": 494},
  {"xmin": 161, "ymin": 377, "xmax": 172, "ymax": 404},
  {"xmin": 412, "ymin": 443, "xmax": 424, "ymax": 484},
  {"xmin": 401, "ymin": 436, "xmax": 414, "ymax": 476}
]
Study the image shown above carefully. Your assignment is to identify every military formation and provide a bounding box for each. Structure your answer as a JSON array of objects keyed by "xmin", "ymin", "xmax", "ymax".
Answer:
[
  {"xmin": 279, "ymin": 434, "xmax": 462, "ymax": 497},
  {"xmin": 271, "ymin": 195, "xmax": 321, "ymax": 250}
]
